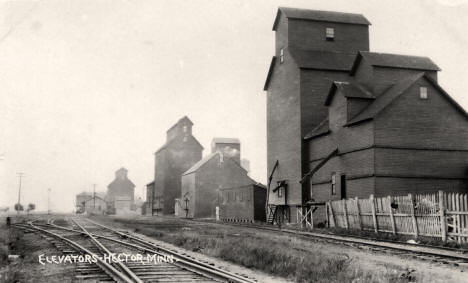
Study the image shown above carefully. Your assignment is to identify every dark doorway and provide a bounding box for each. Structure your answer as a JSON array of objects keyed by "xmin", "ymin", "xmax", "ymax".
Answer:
[{"xmin": 340, "ymin": 175, "xmax": 347, "ymax": 199}]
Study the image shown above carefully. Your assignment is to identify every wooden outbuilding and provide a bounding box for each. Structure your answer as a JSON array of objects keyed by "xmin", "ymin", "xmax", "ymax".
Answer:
[
  {"xmin": 180, "ymin": 138, "xmax": 259, "ymax": 219},
  {"xmin": 219, "ymin": 183, "xmax": 267, "ymax": 222},
  {"xmin": 83, "ymin": 195, "xmax": 107, "ymax": 215}
]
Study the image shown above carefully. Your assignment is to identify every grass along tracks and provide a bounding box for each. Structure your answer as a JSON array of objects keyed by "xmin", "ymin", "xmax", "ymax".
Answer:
[
  {"xmin": 201, "ymin": 219, "xmax": 468, "ymax": 266},
  {"xmin": 12, "ymin": 216, "xmax": 256, "ymax": 282},
  {"xmin": 10, "ymin": 214, "xmax": 468, "ymax": 282},
  {"xmin": 92, "ymin": 215, "xmax": 468, "ymax": 282}
]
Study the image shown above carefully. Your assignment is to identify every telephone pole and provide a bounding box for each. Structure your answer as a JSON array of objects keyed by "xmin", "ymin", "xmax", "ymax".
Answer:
[
  {"xmin": 92, "ymin": 184, "xmax": 97, "ymax": 210},
  {"xmin": 16, "ymin": 172, "xmax": 24, "ymax": 215},
  {"xmin": 47, "ymin": 188, "xmax": 51, "ymax": 215}
]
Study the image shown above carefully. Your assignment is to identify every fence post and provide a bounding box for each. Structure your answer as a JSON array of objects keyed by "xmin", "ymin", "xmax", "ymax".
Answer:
[
  {"xmin": 328, "ymin": 201, "xmax": 336, "ymax": 228},
  {"xmin": 456, "ymin": 193, "xmax": 461, "ymax": 244},
  {"xmin": 325, "ymin": 202, "xmax": 329, "ymax": 228},
  {"xmin": 370, "ymin": 194, "xmax": 378, "ymax": 233},
  {"xmin": 463, "ymin": 194, "xmax": 468, "ymax": 243},
  {"xmin": 342, "ymin": 199, "xmax": 349, "ymax": 229},
  {"xmin": 355, "ymin": 197, "xmax": 362, "ymax": 230},
  {"xmin": 297, "ymin": 207, "xmax": 301, "ymax": 229},
  {"xmin": 439, "ymin": 190, "xmax": 447, "ymax": 242},
  {"xmin": 310, "ymin": 206, "xmax": 314, "ymax": 229},
  {"xmin": 408, "ymin": 193, "xmax": 419, "ymax": 238},
  {"xmin": 388, "ymin": 196, "xmax": 396, "ymax": 234}
]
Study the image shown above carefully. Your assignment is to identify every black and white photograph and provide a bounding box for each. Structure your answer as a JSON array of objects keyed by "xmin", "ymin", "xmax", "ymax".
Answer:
[{"xmin": 1, "ymin": 0, "xmax": 468, "ymax": 282}]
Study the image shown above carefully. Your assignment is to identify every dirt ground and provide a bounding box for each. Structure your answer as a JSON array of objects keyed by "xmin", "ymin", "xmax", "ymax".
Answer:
[
  {"xmin": 92, "ymin": 214, "xmax": 468, "ymax": 283},
  {"xmin": 2, "ymin": 214, "xmax": 468, "ymax": 282},
  {"xmin": 0, "ymin": 215, "xmax": 76, "ymax": 283}
]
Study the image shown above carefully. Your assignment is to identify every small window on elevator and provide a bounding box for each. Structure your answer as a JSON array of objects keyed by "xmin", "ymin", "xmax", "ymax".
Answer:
[
  {"xmin": 280, "ymin": 48, "xmax": 284, "ymax": 63},
  {"xmin": 331, "ymin": 172, "xmax": 337, "ymax": 195},
  {"xmin": 420, "ymin": 87, "xmax": 428, "ymax": 99},
  {"xmin": 326, "ymin": 28, "xmax": 335, "ymax": 41}
]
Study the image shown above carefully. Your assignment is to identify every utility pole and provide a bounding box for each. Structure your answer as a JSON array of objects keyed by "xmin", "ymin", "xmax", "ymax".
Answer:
[
  {"xmin": 47, "ymin": 188, "xmax": 51, "ymax": 215},
  {"xmin": 92, "ymin": 184, "xmax": 97, "ymax": 211},
  {"xmin": 16, "ymin": 172, "xmax": 24, "ymax": 215},
  {"xmin": 151, "ymin": 186, "xmax": 154, "ymax": 216}
]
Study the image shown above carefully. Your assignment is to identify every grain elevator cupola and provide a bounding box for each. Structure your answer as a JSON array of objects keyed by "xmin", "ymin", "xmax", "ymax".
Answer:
[{"xmin": 211, "ymin": 138, "xmax": 241, "ymax": 164}]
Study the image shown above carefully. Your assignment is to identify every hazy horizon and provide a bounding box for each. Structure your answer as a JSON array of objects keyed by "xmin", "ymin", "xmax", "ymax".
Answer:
[{"xmin": 1, "ymin": 0, "xmax": 467, "ymax": 212}]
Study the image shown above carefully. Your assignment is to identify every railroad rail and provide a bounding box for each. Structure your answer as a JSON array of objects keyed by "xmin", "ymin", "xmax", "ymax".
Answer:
[
  {"xmin": 15, "ymin": 220, "xmax": 134, "ymax": 282},
  {"xmin": 14, "ymin": 214, "xmax": 468, "ymax": 282},
  {"xmin": 12, "ymin": 216, "xmax": 256, "ymax": 283},
  {"xmin": 69, "ymin": 218, "xmax": 257, "ymax": 283},
  {"xmin": 187, "ymin": 219, "xmax": 468, "ymax": 266}
]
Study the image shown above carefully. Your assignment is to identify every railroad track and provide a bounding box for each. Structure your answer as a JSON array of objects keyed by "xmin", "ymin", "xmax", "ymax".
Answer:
[
  {"xmin": 187, "ymin": 219, "xmax": 468, "ymax": 266},
  {"xmin": 13, "ymin": 217, "xmax": 256, "ymax": 283}
]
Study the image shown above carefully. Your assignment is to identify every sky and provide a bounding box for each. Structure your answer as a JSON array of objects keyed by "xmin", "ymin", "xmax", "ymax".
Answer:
[{"xmin": 0, "ymin": 0, "xmax": 467, "ymax": 212}]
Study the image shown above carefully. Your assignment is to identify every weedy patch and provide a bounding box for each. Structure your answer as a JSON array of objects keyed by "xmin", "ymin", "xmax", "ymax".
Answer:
[
  {"xmin": 0, "ymin": 222, "xmax": 76, "ymax": 283},
  {"xmin": 99, "ymin": 216, "xmax": 420, "ymax": 282},
  {"xmin": 0, "ymin": 226, "xmax": 9, "ymax": 266},
  {"xmin": 319, "ymin": 227, "xmax": 468, "ymax": 250}
]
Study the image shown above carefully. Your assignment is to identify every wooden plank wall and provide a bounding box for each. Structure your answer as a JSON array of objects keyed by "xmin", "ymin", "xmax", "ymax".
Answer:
[{"xmin": 326, "ymin": 191, "xmax": 468, "ymax": 242}]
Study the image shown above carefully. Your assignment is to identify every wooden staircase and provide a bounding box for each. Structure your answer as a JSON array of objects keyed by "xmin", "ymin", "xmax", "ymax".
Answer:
[
  {"xmin": 267, "ymin": 205, "xmax": 277, "ymax": 224},
  {"xmin": 267, "ymin": 205, "xmax": 290, "ymax": 226}
]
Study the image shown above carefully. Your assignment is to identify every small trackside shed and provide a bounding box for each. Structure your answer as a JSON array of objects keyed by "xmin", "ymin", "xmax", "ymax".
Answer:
[
  {"xmin": 83, "ymin": 196, "xmax": 107, "ymax": 215},
  {"xmin": 219, "ymin": 183, "xmax": 267, "ymax": 222}
]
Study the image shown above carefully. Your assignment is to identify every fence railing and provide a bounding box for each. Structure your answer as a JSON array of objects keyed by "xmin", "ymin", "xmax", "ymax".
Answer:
[{"xmin": 326, "ymin": 191, "xmax": 468, "ymax": 243}]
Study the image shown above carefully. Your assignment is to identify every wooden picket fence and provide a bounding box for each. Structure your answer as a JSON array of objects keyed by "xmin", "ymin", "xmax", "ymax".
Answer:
[{"xmin": 327, "ymin": 191, "xmax": 468, "ymax": 242}]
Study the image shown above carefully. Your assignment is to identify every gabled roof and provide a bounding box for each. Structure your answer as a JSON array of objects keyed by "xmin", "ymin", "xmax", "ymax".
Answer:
[
  {"xmin": 304, "ymin": 118, "xmax": 330, "ymax": 140},
  {"xmin": 289, "ymin": 48, "xmax": 357, "ymax": 71},
  {"xmin": 212, "ymin": 138, "xmax": 240, "ymax": 144},
  {"xmin": 155, "ymin": 134, "xmax": 204, "ymax": 154},
  {"xmin": 95, "ymin": 192, "xmax": 107, "ymax": 199},
  {"xmin": 350, "ymin": 51, "xmax": 441, "ymax": 75},
  {"xmin": 155, "ymin": 143, "xmax": 167, "ymax": 153},
  {"xmin": 325, "ymin": 81, "xmax": 375, "ymax": 106},
  {"xmin": 343, "ymin": 73, "xmax": 467, "ymax": 127},
  {"xmin": 166, "ymin": 116, "xmax": 193, "ymax": 133},
  {"xmin": 254, "ymin": 183, "xmax": 267, "ymax": 189},
  {"xmin": 108, "ymin": 178, "xmax": 136, "ymax": 189},
  {"xmin": 183, "ymin": 152, "xmax": 250, "ymax": 176},
  {"xmin": 423, "ymin": 74, "xmax": 468, "ymax": 119},
  {"xmin": 78, "ymin": 191, "xmax": 105, "ymax": 198},
  {"xmin": 264, "ymin": 49, "xmax": 356, "ymax": 91},
  {"xmin": 263, "ymin": 57, "xmax": 276, "ymax": 91},
  {"xmin": 220, "ymin": 182, "xmax": 267, "ymax": 191},
  {"xmin": 183, "ymin": 152, "xmax": 219, "ymax": 175},
  {"xmin": 300, "ymin": 148, "xmax": 339, "ymax": 183},
  {"xmin": 273, "ymin": 7, "xmax": 371, "ymax": 30},
  {"xmin": 346, "ymin": 72, "xmax": 424, "ymax": 126},
  {"xmin": 84, "ymin": 195, "xmax": 106, "ymax": 203}
]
